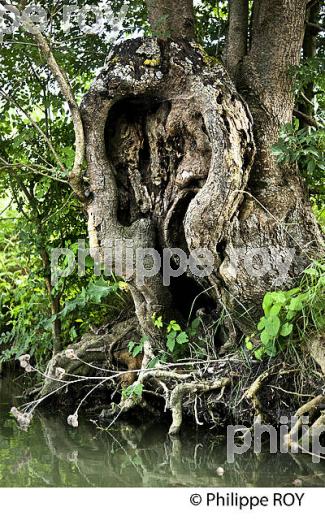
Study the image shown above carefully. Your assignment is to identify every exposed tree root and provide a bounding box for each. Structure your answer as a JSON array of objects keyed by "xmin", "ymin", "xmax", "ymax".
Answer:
[
  {"xmin": 11, "ymin": 319, "xmax": 324, "ymax": 462},
  {"xmin": 168, "ymin": 377, "xmax": 230, "ymax": 436},
  {"xmin": 244, "ymin": 369, "xmax": 274, "ymax": 424},
  {"xmin": 39, "ymin": 317, "xmax": 140, "ymax": 397},
  {"xmin": 284, "ymin": 395, "xmax": 325, "ymax": 451}
]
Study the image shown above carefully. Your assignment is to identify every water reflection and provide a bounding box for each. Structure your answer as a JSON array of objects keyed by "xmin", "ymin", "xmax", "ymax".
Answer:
[{"xmin": 1, "ymin": 377, "xmax": 325, "ymax": 487}]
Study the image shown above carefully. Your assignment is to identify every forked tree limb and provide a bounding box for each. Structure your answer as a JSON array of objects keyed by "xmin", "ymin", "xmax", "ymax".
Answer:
[{"xmin": 293, "ymin": 109, "xmax": 319, "ymax": 128}]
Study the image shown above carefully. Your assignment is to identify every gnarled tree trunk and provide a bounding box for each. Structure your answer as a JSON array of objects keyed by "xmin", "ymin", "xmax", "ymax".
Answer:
[
  {"xmin": 19, "ymin": 0, "xmax": 323, "ymax": 440},
  {"xmin": 81, "ymin": 0, "xmax": 322, "ymax": 351},
  {"xmin": 81, "ymin": 38, "xmax": 255, "ymax": 351}
]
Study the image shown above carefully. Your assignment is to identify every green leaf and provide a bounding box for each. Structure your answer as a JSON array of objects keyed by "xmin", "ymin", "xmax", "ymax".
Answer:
[
  {"xmin": 262, "ymin": 293, "xmax": 274, "ymax": 315},
  {"xmin": 280, "ymin": 322, "xmax": 293, "ymax": 337},
  {"xmin": 132, "ymin": 345, "xmax": 143, "ymax": 357},
  {"xmin": 152, "ymin": 314, "xmax": 164, "ymax": 329},
  {"xmin": 133, "ymin": 383, "xmax": 143, "ymax": 397},
  {"xmin": 288, "ymin": 296, "xmax": 304, "ymax": 312},
  {"xmin": 286, "ymin": 287, "xmax": 301, "ymax": 297},
  {"xmin": 286, "ymin": 311, "xmax": 296, "ymax": 321},
  {"xmin": 257, "ymin": 317, "xmax": 266, "ymax": 331},
  {"xmin": 260, "ymin": 330, "xmax": 271, "ymax": 346},
  {"xmin": 264, "ymin": 316, "xmax": 281, "ymax": 338},
  {"xmin": 188, "ymin": 317, "xmax": 200, "ymax": 337},
  {"xmin": 304, "ymin": 268, "xmax": 318, "ymax": 277},
  {"xmin": 269, "ymin": 303, "xmax": 283, "ymax": 316},
  {"xmin": 167, "ymin": 334, "xmax": 176, "ymax": 352},
  {"xmin": 128, "ymin": 341, "xmax": 135, "ymax": 352},
  {"xmin": 167, "ymin": 320, "xmax": 181, "ymax": 333},
  {"xmin": 176, "ymin": 331, "xmax": 189, "ymax": 345},
  {"xmin": 147, "ymin": 356, "xmax": 160, "ymax": 369},
  {"xmin": 265, "ymin": 343, "xmax": 277, "ymax": 357},
  {"xmin": 254, "ymin": 348, "xmax": 264, "ymax": 360},
  {"xmin": 272, "ymin": 292, "xmax": 287, "ymax": 305}
]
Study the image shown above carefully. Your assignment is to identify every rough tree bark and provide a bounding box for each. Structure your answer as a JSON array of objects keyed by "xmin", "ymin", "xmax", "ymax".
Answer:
[
  {"xmin": 18, "ymin": 0, "xmax": 323, "ymax": 438},
  {"xmin": 225, "ymin": 0, "xmax": 249, "ymax": 78},
  {"xmin": 81, "ymin": 38, "xmax": 254, "ymax": 352},
  {"xmin": 146, "ymin": 0, "xmax": 196, "ymax": 39},
  {"xmin": 220, "ymin": 0, "xmax": 323, "ymax": 330},
  {"xmin": 80, "ymin": 0, "xmax": 322, "ymax": 349}
]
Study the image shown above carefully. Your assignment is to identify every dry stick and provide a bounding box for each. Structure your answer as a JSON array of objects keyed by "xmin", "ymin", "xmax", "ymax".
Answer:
[
  {"xmin": 243, "ymin": 367, "xmax": 299, "ymax": 423},
  {"xmin": 244, "ymin": 369, "xmax": 273, "ymax": 422}
]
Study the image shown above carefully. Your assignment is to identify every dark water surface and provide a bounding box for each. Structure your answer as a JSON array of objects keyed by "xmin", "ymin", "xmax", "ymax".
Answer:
[{"xmin": 1, "ymin": 376, "xmax": 325, "ymax": 487}]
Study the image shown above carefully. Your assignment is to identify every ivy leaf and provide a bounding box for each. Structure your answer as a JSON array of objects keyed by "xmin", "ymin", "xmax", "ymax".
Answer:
[
  {"xmin": 269, "ymin": 303, "xmax": 283, "ymax": 316},
  {"xmin": 260, "ymin": 330, "xmax": 271, "ymax": 346},
  {"xmin": 288, "ymin": 296, "xmax": 304, "ymax": 312},
  {"xmin": 262, "ymin": 293, "xmax": 274, "ymax": 315}
]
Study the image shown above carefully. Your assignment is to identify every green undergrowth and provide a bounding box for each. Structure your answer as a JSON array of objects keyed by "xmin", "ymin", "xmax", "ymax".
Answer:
[{"xmin": 246, "ymin": 258, "xmax": 325, "ymax": 360}]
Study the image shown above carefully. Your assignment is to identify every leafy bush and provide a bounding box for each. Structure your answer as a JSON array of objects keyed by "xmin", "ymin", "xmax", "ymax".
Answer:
[
  {"xmin": 246, "ymin": 259, "xmax": 325, "ymax": 360},
  {"xmin": 127, "ymin": 314, "xmax": 203, "ymax": 369},
  {"xmin": 272, "ymin": 121, "xmax": 324, "ymax": 197}
]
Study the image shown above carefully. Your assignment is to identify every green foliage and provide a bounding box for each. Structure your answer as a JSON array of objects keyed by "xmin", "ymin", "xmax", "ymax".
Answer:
[
  {"xmin": 272, "ymin": 121, "xmax": 325, "ymax": 198},
  {"xmin": 0, "ymin": 1, "xmax": 144, "ymax": 365},
  {"xmin": 56, "ymin": 277, "xmax": 128, "ymax": 343},
  {"xmin": 151, "ymin": 314, "xmax": 202, "ymax": 361},
  {"xmin": 273, "ymin": 57, "xmax": 325, "ymax": 214},
  {"xmin": 246, "ymin": 260, "xmax": 325, "ymax": 360},
  {"xmin": 293, "ymin": 57, "xmax": 325, "ymax": 115},
  {"xmin": 122, "ymin": 382, "xmax": 144, "ymax": 401},
  {"xmin": 195, "ymin": 1, "xmax": 228, "ymax": 56},
  {"xmin": 128, "ymin": 336, "xmax": 147, "ymax": 358},
  {"xmin": 126, "ymin": 315, "xmax": 203, "ymax": 369}
]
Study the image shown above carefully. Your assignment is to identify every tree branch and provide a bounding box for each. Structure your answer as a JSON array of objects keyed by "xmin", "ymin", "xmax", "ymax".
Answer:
[
  {"xmin": 0, "ymin": 0, "xmax": 86, "ymax": 202},
  {"xmin": 306, "ymin": 0, "xmax": 319, "ymax": 9},
  {"xmin": 306, "ymin": 21, "xmax": 324, "ymax": 33},
  {"xmin": 293, "ymin": 109, "xmax": 319, "ymax": 128},
  {"xmin": 225, "ymin": 0, "xmax": 249, "ymax": 79},
  {"xmin": 0, "ymin": 88, "xmax": 66, "ymax": 171},
  {"xmin": 145, "ymin": 0, "xmax": 196, "ymax": 40},
  {"xmin": 31, "ymin": 30, "xmax": 87, "ymax": 202},
  {"xmin": 0, "ymin": 1, "xmax": 87, "ymax": 201}
]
